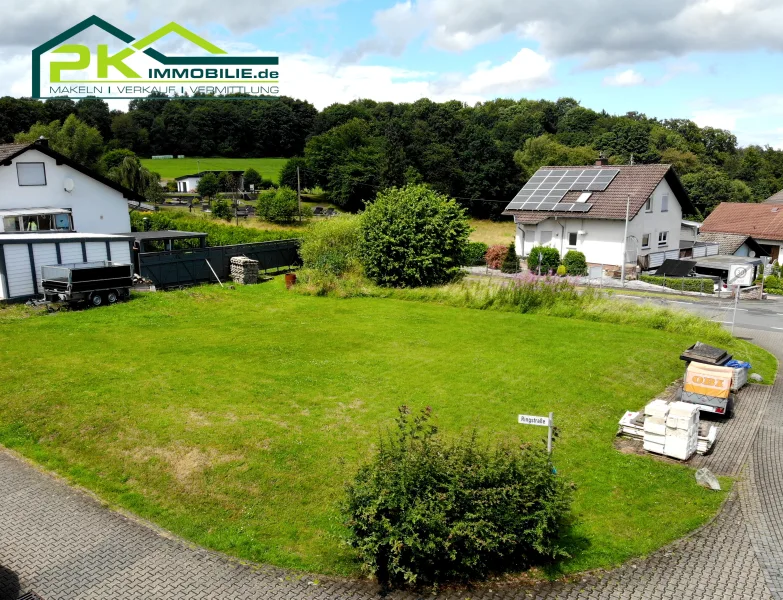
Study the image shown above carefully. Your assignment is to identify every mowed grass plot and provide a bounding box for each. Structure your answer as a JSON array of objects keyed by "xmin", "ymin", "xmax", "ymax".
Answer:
[
  {"xmin": 0, "ymin": 282, "xmax": 741, "ymax": 577},
  {"xmin": 141, "ymin": 157, "xmax": 287, "ymax": 181}
]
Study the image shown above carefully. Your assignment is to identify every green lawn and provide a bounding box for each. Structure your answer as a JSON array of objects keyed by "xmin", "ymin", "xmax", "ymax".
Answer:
[
  {"xmin": 0, "ymin": 282, "xmax": 751, "ymax": 578},
  {"xmin": 141, "ymin": 157, "xmax": 287, "ymax": 181}
]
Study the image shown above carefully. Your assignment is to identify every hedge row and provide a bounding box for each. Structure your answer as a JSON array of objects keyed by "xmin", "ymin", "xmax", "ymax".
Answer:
[
  {"xmin": 129, "ymin": 211, "xmax": 296, "ymax": 246},
  {"xmin": 639, "ymin": 275, "xmax": 714, "ymax": 294}
]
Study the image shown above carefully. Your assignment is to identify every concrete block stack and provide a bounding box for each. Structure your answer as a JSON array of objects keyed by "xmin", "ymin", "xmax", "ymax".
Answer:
[
  {"xmin": 642, "ymin": 400, "xmax": 669, "ymax": 454},
  {"xmin": 663, "ymin": 401, "xmax": 700, "ymax": 460},
  {"xmin": 230, "ymin": 256, "xmax": 259, "ymax": 285}
]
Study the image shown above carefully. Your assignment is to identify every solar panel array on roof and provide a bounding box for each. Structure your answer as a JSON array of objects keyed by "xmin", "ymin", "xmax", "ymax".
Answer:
[{"xmin": 506, "ymin": 168, "xmax": 620, "ymax": 212}]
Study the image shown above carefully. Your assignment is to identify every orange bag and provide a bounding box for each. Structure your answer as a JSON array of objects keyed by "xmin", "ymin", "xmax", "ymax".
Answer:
[{"xmin": 684, "ymin": 363, "xmax": 733, "ymax": 399}]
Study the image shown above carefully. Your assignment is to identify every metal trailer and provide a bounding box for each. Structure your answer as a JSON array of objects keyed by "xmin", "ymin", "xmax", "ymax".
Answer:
[{"xmin": 41, "ymin": 262, "xmax": 133, "ymax": 307}]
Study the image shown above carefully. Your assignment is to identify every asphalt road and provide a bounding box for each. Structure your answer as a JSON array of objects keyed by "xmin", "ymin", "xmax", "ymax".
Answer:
[{"xmin": 614, "ymin": 293, "xmax": 783, "ymax": 333}]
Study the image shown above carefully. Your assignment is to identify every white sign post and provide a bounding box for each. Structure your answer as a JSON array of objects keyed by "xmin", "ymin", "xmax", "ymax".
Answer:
[{"xmin": 518, "ymin": 412, "xmax": 554, "ymax": 454}]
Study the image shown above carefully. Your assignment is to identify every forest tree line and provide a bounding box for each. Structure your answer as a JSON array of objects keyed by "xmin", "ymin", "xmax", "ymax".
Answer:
[{"xmin": 2, "ymin": 93, "xmax": 781, "ymax": 217}]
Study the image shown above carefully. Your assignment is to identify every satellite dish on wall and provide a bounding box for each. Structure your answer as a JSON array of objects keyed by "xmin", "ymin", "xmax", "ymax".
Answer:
[{"xmin": 64, "ymin": 178, "xmax": 74, "ymax": 192}]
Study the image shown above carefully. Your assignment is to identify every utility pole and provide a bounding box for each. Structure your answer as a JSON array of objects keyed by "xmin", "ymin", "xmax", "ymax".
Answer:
[
  {"xmin": 296, "ymin": 166, "xmax": 302, "ymax": 222},
  {"xmin": 620, "ymin": 195, "xmax": 630, "ymax": 286}
]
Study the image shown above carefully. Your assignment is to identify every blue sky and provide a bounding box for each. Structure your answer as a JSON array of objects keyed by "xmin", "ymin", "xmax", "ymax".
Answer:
[{"xmin": 1, "ymin": 0, "xmax": 781, "ymax": 147}]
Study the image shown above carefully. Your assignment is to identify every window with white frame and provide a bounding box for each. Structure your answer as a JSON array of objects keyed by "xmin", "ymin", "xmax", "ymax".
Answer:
[
  {"xmin": 661, "ymin": 193, "xmax": 669, "ymax": 212},
  {"xmin": 658, "ymin": 231, "xmax": 668, "ymax": 247},
  {"xmin": 16, "ymin": 162, "xmax": 47, "ymax": 186},
  {"xmin": 642, "ymin": 233, "xmax": 650, "ymax": 249},
  {"xmin": 645, "ymin": 197, "xmax": 653, "ymax": 212},
  {"xmin": 568, "ymin": 232, "xmax": 578, "ymax": 246}
]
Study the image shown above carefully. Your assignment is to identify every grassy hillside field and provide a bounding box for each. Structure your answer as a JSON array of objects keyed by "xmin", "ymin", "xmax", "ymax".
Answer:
[
  {"xmin": 0, "ymin": 280, "xmax": 768, "ymax": 578},
  {"xmin": 141, "ymin": 157, "xmax": 287, "ymax": 181}
]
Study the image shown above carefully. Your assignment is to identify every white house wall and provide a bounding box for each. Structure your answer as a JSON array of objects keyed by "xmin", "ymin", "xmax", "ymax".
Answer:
[
  {"xmin": 0, "ymin": 149, "xmax": 131, "ymax": 234},
  {"xmin": 626, "ymin": 179, "xmax": 682, "ymax": 262},
  {"xmin": 517, "ymin": 218, "xmax": 626, "ymax": 266}
]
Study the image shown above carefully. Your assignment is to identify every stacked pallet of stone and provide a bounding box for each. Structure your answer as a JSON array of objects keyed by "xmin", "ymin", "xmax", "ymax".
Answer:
[
  {"xmin": 663, "ymin": 401, "xmax": 700, "ymax": 460},
  {"xmin": 642, "ymin": 400, "xmax": 669, "ymax": 454},
  {"xmin": 230, "ymin": 256, "xmax": 259, "ymax": 285}
]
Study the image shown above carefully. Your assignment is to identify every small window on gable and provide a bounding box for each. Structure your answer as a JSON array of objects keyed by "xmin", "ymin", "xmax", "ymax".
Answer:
[
  {"xmin": 661, "ymin": 193, "xmax": 669, "ymax": 212},
  {"xmin": 642, "ymin": 234, "xmax": 650, "ymax": 249},
  {"xmin": 17, "ymin": 162, "xmax": 47, "ymax": 186},
  {"xmin": 658, "ymin": 231, "xmax": 668, "ymax": 247},
  {"xmin": 568, "ymin": 232, "xmax": 578, "ymax": 246},
  {"xmin": 645, "ymin": 197, "xmax": 653, "ymax": 212}
]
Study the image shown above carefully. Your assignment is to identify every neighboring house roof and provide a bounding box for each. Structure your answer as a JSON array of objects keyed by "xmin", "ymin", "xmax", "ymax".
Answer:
[
  {"xmin": 174, "ymin": 170, "xmax": 244, "ymax": 181},
  {"xmin": 765, "ymin": 189, "xmax": 783, "ymax": 204},
  {"xmin": 696, "ymin": 231, "xmax": 769, "ymax": 256},
  {"xmin": 700, "ymin": 202, "xmax": 783, "ymax": 242},
  {"xmin": 503, "ymin": 163, "xmax": 694, "ymax": 221},
  {"xmin": 0, "ymin": 139, "xmax": 145, "ymax": 202}
]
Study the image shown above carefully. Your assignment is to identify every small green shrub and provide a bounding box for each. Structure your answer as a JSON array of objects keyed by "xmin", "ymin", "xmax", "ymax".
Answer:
[
  {"xmin": 765, "ymin": 275, "xmax": 780, "ymax": 288},
  {"xmin": 299, "ymin": 215, "xmax": 362, "ymax": 275},
  {"xmin": 462, "ymin": 241, "xmax": 489, "ymax": 266},
  {"xmin": 501, "ymin": 242, "xmax": 521, "ymax": 273},
  {"xmin": 211, "ymin": 198, "xmax": 233, "ymax": 221},
  {"xmin": 359, "ymin": 184, "xmax": 471, "ymax": 287},
  {"xmin": 344, "ymin": 406, "xmax": 572, "ymax": 588},
  {"xmin": 257, "ymin": 186, "xmax": 300, "ymax": 223},
  {"xmin": 639, "ymin": 275, "xmax": 714, "ymax": 294},
  {"xmin": 485, "ymin": 244, "xmax": 508, "ymax": 269},
  {"xmin": 562, "ymin": 250, "xmax": 588, "ymax": 276},
  {"xmin": 557, "ymin": 265, "xmax": 567, "ymax": 276},
  {"xmin": 527, "ymin": 246, "xmax": 560, "ymax": 274}
]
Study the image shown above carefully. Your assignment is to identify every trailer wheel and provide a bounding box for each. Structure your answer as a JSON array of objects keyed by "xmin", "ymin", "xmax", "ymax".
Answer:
[
  {"xmin": 89, "ymin": 293, "xmax": 104, "ymax": 307},
  {"xmin": 106, "ymin": 290, "xmax": 119, "ymax": 304}
]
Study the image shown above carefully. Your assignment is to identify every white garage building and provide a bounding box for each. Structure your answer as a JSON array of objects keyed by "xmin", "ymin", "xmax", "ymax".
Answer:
[
  {"xmin": 0, "ymin": 233, "xmax": 134, "ymax": 301},
  {"xmin": 0, "ymin": 138, "xmax": 143, "ymax": 301}
]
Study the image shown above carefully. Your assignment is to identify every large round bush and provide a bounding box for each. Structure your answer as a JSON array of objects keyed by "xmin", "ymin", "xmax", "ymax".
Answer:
[
  {"xmin": 359, "ymin": 184, "xmax": 471, "ymax": 287},
  {"xmin": 562, "ymin": 250, "xmax": 588, "ymax": 276},
  {"xmin": 344, "ymin": 407, "xmax": 573, "ymax": 588},
  {"xmin": 527, "ymin": 246, "xmax": 560, "ymax": 274}
]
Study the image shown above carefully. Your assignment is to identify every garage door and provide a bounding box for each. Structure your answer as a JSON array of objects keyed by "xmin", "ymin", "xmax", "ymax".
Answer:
[
  {"xmin": 32, "ymin": 243, "xmax": 57, "ymax": 293},
  {"xmin": 59, "ymin": 243, "xmax": 83, "ymax": 264},
  {"xmin": 110, "ymin": 241, "xmax": 131, "ymax": 264},
  {"xmin": 3, "ymin": 244, "xmax": 34, "ymax": 298},
  {"xmin": 85, "ymin": 242, "xmax": 107, "ymax": 262}
]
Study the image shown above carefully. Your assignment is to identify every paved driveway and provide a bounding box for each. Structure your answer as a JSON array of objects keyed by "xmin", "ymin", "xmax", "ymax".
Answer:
[{"xmin": 1, "ymin": 327, "xmax": 781, "ymax": 600}]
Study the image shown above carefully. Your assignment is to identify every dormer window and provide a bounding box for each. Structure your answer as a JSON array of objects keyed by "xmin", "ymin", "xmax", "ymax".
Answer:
[{"xmin": 16, "ymin": 162, "xmax": 47, "ymax": 186}]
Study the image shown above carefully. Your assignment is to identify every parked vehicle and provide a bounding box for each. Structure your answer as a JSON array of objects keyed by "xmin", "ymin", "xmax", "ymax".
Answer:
[{"xmin": 41, "ymin": 262, "xmax": 133, "ymax": 307}]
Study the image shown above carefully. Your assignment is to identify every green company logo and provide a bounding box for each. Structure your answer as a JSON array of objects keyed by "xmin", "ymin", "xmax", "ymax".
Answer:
[{"xmin": 33, "ymin": 16, "xmax": 280, "ymax": 100}]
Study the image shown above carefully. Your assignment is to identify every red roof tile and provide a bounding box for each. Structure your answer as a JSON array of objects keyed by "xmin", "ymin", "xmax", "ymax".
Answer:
[{"xmin": 701, "ymin": 203, "xmax": 783, "ymax": 241}]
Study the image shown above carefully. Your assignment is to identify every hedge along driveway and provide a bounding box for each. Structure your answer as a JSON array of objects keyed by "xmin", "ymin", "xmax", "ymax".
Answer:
[{"xmin": 0, "ymin": 281, "xmax": 754, "ymax": 577}]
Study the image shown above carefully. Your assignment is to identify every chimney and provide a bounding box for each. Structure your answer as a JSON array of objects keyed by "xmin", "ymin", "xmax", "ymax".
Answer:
[
  {"xmin": 595, "ymin": 153, "xmax": 608, "ymax": 166},
  {"xmin": 35, "ymin": 136, "xmax": 49, "ymax": 148}
]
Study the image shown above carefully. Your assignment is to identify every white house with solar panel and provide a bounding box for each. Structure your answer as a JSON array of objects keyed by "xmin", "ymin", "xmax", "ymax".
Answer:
[
  {"xmin": 0, "ymin": 138, "xmax": 141, "ymax": 301},
  {"xmin": 503, "ymin": 158, "xmax": 695, "ymax": 269}
]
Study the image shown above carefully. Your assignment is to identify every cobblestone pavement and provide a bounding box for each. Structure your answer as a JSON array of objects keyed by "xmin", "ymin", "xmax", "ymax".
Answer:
[{"xmin": 1, "ymin": 328, "xmax": 781, "ymax": 600}]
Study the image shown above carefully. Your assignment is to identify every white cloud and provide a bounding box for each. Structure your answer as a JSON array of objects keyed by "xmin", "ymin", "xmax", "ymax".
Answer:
[
  {"xmin": 691, "ymin": 95, "xmax": 783, "ymax": 148},
  {"xmin": 0, "ymin": 0, "xmax": 342, "ymax": 50},
  {"xmin": 282, "ymin": 47, "xmax": 551, "ymax": 107},
  {"xmin": 453, "ymin": 49, "xmax": 551, "ymax": 95},
  {"xmin": 349, "ymin": 0, "xmax": 783, "ymax": 68},
  {"xmin": 603, "ymin": 69, "xmax": 645, "ymax": 87}
]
